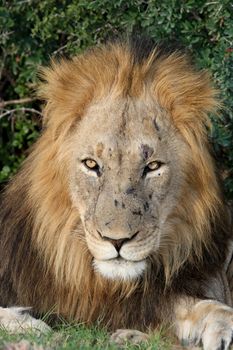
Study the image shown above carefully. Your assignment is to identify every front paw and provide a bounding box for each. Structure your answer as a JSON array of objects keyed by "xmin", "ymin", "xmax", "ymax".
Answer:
[
  {"xmin": 111, "ymin": 329, "xmax": 149, "ymax": 345},
  {"xmin": 178, "ymin": 301, "xmax": 233, "ymax": 350},
  {"xmin": 200, "ymin": 315, "xmax": 233, "ymax": 350},
  {"xmin": 0, "ymin": 306, "xmax": 51, "ymax": 334}
]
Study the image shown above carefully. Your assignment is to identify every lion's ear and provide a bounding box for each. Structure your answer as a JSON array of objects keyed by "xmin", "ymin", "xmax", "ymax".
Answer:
[
  {"xmin": 37, "ymin": 58, "xmax": 95, "ymax": 131},
  {"xmin": 38, "ymin": 60, "xmax": 70, "ymax": 126},
  {"xmin": 152, "ymin": 53, "xmax": 220, "ymax": 134}
]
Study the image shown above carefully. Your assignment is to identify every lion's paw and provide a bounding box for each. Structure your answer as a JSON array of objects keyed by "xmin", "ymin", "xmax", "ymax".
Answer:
[
  {"xmin": 181, "ymin": 322, "xmax": 233, "ymax": 350},
  {"xmin": 200, "ymin": 320, "xmax": 233, "ymax": 350},
  {"xmin": 0, "ymin": 307, "xmax": 51, "ymax": 334},
  {"xmin": 178, "ymin": 301, "xmax": 233, "ymax": 350},
  {"xmin": 111, "ymin": 329, "xmax": 149, "ymax": 345}
]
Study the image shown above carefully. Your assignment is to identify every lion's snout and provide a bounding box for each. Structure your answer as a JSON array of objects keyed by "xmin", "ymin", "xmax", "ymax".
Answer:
[{"xmin": 94, "ymin": 189, "xmax": 146, "ymax": 242}]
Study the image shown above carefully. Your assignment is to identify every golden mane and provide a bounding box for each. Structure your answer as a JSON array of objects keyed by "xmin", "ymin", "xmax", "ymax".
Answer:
[{"xmin": 0, "ymin": 38, "xmax": 229, "ymax": 330}]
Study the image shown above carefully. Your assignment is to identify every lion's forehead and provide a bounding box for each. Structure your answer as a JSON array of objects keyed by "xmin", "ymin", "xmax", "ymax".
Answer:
[
  {"xmin": 78, "ymin": 96, "xmax": 167, "ymax": 137},
  {"xmin": 75, "ymin": 97, "xmax": 172, "ymax": 162}
]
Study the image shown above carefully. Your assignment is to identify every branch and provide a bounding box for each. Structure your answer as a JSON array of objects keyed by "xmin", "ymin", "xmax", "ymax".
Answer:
[
  {"xmin": 52, "ymin": 38, "xmax": 80, "ymax": 55},
  {"xmin": 0, "ymin": 108, "xmax": 43, "ymax": 119},
  {"xmin": 0, "ymin": 97, "xmax": 38, "ymax": 108}
]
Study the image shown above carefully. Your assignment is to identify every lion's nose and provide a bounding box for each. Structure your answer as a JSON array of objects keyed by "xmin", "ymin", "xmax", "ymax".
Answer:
[
  {"xmin": 98, "ymin": 231, "xmax": 139, "ymax": 253},
  {"xmin": 104, "ymin": 238, "xmax": 128, "ymax": 252}
]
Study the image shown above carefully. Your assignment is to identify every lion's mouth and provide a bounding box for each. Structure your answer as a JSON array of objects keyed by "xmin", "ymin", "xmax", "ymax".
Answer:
[{"xmin": 93, "ymin": 257, "xmax": 147, "ymax": 280}]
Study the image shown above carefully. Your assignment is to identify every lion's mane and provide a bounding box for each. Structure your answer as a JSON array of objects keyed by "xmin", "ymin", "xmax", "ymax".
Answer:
[{"xmin": 0, "ymin": 37, "xmax": 231, "ymax": 330}]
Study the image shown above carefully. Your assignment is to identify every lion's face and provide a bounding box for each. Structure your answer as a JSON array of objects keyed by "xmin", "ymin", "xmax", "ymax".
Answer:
[{"xmin": 69, "ymin": 96, "xmax": 189, "ymax": 281}]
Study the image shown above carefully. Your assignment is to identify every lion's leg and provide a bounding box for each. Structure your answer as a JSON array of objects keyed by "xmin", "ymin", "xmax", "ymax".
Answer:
[
  {"xmin": 174, "ymin": 297, "xmax": 233, "ymax": 350},
  {"xmin": 0, "ymin": 306, "xmax": 51, "ymax": 333}
]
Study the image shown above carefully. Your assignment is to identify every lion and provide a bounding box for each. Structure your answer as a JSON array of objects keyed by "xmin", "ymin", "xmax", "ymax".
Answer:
[{"xmin": 0, "ymin": 36, "xmax": 233, "ymax": 349}]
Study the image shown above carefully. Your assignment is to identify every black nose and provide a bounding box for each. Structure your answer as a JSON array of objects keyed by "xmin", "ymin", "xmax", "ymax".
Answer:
[
  {"xmin": 104, "ymin": 238, "xmax": 128, "ymax": 252},
  {"xmin": 98, "ymin": 231, "xmax": 139, "ymax": 253}
]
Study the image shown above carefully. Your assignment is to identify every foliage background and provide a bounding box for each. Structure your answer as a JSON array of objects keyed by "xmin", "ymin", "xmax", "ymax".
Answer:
[{"xmin": 0, "ymin": 0, "xmax": 233, "ymax": 196}]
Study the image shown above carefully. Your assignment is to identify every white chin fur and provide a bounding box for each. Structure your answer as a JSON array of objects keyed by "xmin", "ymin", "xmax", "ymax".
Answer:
[{"xmin": 93, "ymin": 258, "xmax": 146, "ymax": 280}]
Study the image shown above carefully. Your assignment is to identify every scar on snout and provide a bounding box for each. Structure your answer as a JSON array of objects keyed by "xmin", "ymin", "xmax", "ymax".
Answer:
[
  {"xmin": 153, "ymin": 118, "xmax": 159, "ymax": 132},
  {"xmin": 153, "ymin": 118, "xmax": 162, "ymax": 140},
  {"xmin": 143, "ymin": 202, "xmax": 149, "ymax": 212},
  {"xmin": 96, "ymin": 142, "xmax": 104, "ymax": 157},
  {"xmin": 132, "ymin": 209, "xmax": 142, "ymax": 216},
  {"xmin": 125, "ymin": 187, "xmax": 135, "ymax": 195},
  {"xmin": 141, "ymin": 144, "xmax": 153, "ymax": 160}
]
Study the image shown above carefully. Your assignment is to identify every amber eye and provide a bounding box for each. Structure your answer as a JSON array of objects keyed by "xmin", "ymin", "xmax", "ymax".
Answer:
[
  {"xmin": 147, "ymin": 161, "xmax": 161, "ymax": 171},
  {"xmin": 84, "ymin": 159, "xmax": 97, "ymax": 169},
  {"xmin": 143, "ymin": 161, "xmax": 162, "ymax": 177},
  {"xmin": 83, "ymin": 159, "xmax": 100, "ymax": 173}
]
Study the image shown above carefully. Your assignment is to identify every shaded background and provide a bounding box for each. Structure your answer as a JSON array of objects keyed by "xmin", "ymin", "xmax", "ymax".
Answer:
[{"xmin": 0, "ymin": 0, "xmax": 232, "ymax": 197}]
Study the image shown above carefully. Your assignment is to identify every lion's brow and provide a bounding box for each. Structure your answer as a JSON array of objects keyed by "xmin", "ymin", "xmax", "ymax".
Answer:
[{"xmin": 141, "ymin": 144, "xmax": 154, "ymax": 160}]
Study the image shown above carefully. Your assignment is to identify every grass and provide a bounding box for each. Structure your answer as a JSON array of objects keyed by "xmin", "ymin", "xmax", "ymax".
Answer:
[{"xmin": 0, "ymin": 324, "xmax": 172, "ymax": 350}]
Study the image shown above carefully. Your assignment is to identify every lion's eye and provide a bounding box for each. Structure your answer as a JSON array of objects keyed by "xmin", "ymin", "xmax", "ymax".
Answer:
[
  {"xmin": 147, "ymin": 161, "xmax": 161, "ymax": 171},
  {"xmin": 83, "ymin": 159, "xmax": 100, "ymax": 173},
  {"xmin": 143, "ymin": 161, "xmax": 162, "ymax": 177}
]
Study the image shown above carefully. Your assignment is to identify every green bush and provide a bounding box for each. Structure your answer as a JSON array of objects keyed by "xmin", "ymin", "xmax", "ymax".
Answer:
[{"xmin": 0, "ymin": 0, "xmax": 232, "ymax": 196}]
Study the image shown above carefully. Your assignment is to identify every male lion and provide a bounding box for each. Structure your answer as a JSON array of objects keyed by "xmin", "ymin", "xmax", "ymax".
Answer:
[{"xmin": 0, "ymin": 37, "xmax": 233, "ymax": 349}]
